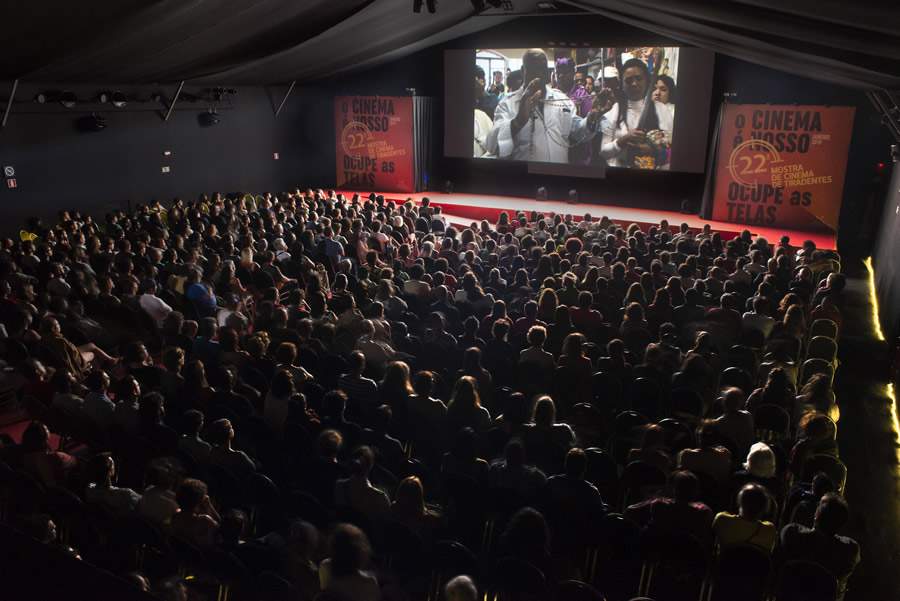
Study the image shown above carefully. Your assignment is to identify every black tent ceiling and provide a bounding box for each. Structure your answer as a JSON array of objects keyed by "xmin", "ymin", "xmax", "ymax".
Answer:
[{"xmin": 3, "ymin": 0, "xmax": 899, "ymax": 90}]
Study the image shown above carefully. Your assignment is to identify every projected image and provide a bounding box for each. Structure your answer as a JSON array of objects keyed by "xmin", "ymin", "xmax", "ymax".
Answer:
[{"xmin": 473, "ymin": 46, "xmax": 679, "ymax": 169}]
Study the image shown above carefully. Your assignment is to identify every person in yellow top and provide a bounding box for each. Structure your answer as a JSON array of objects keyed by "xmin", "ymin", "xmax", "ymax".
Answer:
[{"xmin": 713, "ymin": 483, "xmax": 777, "ymax": 554}]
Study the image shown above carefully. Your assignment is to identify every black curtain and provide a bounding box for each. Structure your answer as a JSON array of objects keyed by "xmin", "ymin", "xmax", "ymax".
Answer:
[{"xmin": 564, "ymin": 0, "xmax": 900, "ymax": 91}]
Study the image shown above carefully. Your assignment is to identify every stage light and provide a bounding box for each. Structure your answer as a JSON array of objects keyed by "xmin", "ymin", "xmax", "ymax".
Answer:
[
  {"xmin": 111, "ymin": 91, "xmax": 128, "ymax": 108},
  {"xmin": 97, "ymin": 91, "xmax": 111, "ymax": 104},
  {"xmin": 59, "ymin": 91, "xmax": 77, "ymax": 108},
  {"xmin": 34, "ymin": 92, "xmax": 48, "ymax": 104},
  {"xmin": 76, "ymin": 113, "xmax": 107, "ymax": 132},
  {"xmin": 198, "ymin": 109, "xmax": 220, "ymax": 127}
]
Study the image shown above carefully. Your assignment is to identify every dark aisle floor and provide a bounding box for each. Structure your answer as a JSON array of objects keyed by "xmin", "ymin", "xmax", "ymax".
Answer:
[{"xmin": 834, "ymin": 259, "xmax": 900, "ymax": 601}]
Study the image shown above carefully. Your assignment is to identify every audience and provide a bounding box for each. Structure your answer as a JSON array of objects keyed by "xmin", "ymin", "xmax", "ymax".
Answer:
[{"xmin": 0, "ymin": 189, "xmax": 856, "ymax": 599}]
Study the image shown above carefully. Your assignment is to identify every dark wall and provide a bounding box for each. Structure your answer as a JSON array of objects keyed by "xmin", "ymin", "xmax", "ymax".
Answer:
[
  {"xmin": 0, "ymin": 83, "xmax": 314, "ymax": 231},
  {"xmin": 872, "ymin": 163, "xmax": 900, "ymax": 340}
]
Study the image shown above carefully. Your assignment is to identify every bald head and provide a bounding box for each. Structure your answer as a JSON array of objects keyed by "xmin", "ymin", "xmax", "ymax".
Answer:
[{"xmin": 522, "ymin": 49, "xmax": 550, "ymax": 90}]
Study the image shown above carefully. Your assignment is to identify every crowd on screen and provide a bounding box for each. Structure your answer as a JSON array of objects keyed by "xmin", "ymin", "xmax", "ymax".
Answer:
[{"xmin": 0, "ymin": 189, "xmax": 858, "ymax": 601}]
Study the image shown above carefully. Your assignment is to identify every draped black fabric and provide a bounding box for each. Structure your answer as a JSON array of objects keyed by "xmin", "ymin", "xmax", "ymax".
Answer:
[
  {"xmin": 3, "ymin": 0, "xmax": 899, "ymax": 88},
  {"xmin": 565, "ymin": 0, "xmax": 900, "ymax": 90}
]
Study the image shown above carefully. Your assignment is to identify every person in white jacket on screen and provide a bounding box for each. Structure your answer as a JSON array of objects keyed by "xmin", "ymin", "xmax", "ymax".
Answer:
[{"xmin": 485, "ymin": 49, "xmax": 614, "ymax": 164}]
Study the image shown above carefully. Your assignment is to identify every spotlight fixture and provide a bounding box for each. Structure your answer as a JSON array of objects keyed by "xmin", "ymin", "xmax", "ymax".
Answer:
[
  {"xmin": 59, "ymin": 91, "xmax": 77, "ymax": 108},
  {"xmin": 110, "ymin": 91, "xmax": 128, "ymax": 108},
  {"xmin": 198, "ymin": 109, "xmax": 220, "ymax": 127},
  {"xmin": 76, "ymin": 113, "xmax": 107, "ymax": 132},
  {"xmin": 34, "ymin": 92, "xmax": 48, "ymax": 104},
  {"xmin": 97, "ymin": 91, "xmax": 111, "ymax": 104}
]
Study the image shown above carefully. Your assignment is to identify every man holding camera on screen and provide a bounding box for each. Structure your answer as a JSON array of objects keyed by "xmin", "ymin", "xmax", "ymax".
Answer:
[{"xmin": 485, "ymin": 49, "xmax": 615, "ymax": 164}]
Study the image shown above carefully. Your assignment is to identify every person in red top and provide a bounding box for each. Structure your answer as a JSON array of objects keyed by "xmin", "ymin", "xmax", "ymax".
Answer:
[
  {"xmin": 21, "ymin": 420, "xmax": 77, "ymax": 488},
  {"xmin": 570, "ymin": 291, "xmax": 605, "ymax": 343}
]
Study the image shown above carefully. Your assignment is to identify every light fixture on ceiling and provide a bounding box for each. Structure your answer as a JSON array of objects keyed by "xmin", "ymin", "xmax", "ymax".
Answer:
[
  {"xmin": 110, "ymin": 91, "xmax": 128, "ymax": 108},
  {"xmin": 77, "ymin": 113, "xmax": 107, "ymax": 132},
  {"xmin": 198, "ymin": 108, "xmax": 220, "ymax": 127},
  {"xmin": 59, "ymin": 91, "xmax": 77, "ymax": 108}
]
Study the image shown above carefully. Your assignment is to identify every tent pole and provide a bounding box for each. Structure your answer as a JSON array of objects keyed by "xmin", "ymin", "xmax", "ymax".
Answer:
[
  {"xmin": 2, "ymin": 79, "xmax": 19, "ymax": 129},
  {"xmin": 164, "ymin": 81, "xmax": 185, "ymax": 122},
  {"xmin": 275, "ymin": 81, "xmax": 296, "ymax": 118}
]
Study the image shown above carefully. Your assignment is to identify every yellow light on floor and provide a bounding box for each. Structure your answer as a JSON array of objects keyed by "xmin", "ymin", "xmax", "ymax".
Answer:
[{"xmin": 863, "ymin": 256, "xmax": 886, "ymax": 342}]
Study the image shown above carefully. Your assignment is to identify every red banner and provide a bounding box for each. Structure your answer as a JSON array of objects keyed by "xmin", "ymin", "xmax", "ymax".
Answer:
[
  {"xmin": 711, "ymin": 104, "xmax": 855, "ymax": 232},
  {"xmin": 335, "ymin": 96, "xmax": 414, "ymax": 193}
]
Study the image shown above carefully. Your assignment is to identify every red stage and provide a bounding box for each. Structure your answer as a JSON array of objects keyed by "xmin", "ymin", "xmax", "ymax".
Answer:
[{"xmin": 339, "ymin": 191, "xmax": 837, "ymax": 250}]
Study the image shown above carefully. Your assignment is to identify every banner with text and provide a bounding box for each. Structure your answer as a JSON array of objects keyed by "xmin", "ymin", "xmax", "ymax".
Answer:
[
  {"xmin": 711, "ymin": 104, "xmax": 855, "ymax": 232},
  {"xmin": 335, "ymin": 96, "xmax": 414, "ymax": 193}
]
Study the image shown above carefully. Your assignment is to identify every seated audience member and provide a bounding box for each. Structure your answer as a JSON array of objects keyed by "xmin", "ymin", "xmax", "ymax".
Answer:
[
  {"xmin": 138, "ymin": 462, "xmax": 180, "ymax": 527},
  {"xmin": 780, "ymin": 494, "xmax": 860, "ymax": 601},
  {"xmin": 334, "ymin": 445, "xmax": 391, "ymax": 521},
  {"xmin": 542, "ymin": 448, "xmax": 607, "ymax": 549},
  {"xmin": 642, "ymin": 470, "xmax": 714, "ymax": 547},
  {"xmin": 319, "ymin": 523, "xmax": 380, "ymax": 601},
  {"xmin": 85, "ymin": 453, "xmax": 142, "ymax": 517},
  {"xmin": 783, "ymin": 472, "xmax": 836, "ymax": 528},
  {"xmin": 713, "ymin": 483, "xmax": 776, "ymax": 554},
  {"xmin": 179, "ymin": 409, "xmax": 213, "ymax": 465},
  {"xmin": 20, "ymin": 420, "xmax": 77, "ymax": 488},
  {"xmin": 172, "ymin": 478, "xmax": 221, "ymax": 549},
  {"xmin": 444, "ymin": 575, "xmax": 479, "ymax": 601},
  {"xmin": 498, "ymin": 507, "xmax": 553, "ymax": 578},
  {"xmin": 208, "ymin": 418, "xmax": 257, "ymax": 481},
  {"xmin": 488, "ymin": 439, "xmax": 547, "ymax": 501},
  {"xmin": 338, "ymin": 350, "xmax": 380, "ymax": 417},
  {"xmin": 677, "ymin": 423, "xmax": 733, "ymax": 486},
  {"xmin": 712, "ymin": 386, "xmax": 754, "ymax": 458},
  {"xmin": 627, "ymin": 423, "xmax": 672, "ymax": 474},
  {"xmin": 732, "ymin": 441, "xmax": 780, "ymax": 497},
  {"xmin": 390, "ymin": 475, "xmax": 443, "ymax": 541},
  {"xmin": 281, "ymin": 520, "xmax": 321, "ymax": 600},
  {"xmin": 303, "ymin": 429, "xmax": 349, "ymax": 507},
  {"xmin": 445, "ymin": 375, "xmax": 492, "ymax": 436},
  {"xmin": 442, "ymin": 426, "xmax": 490, "ymax": 484},
  {"xmin": 82, "ymin": 370, "xmax": 115, "ymax": 430}
]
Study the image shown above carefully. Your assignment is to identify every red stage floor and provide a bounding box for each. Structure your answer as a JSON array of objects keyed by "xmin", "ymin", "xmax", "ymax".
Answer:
[{"xmin": 337, "ymin": 191, "xmax": 837, "ymax": 250}]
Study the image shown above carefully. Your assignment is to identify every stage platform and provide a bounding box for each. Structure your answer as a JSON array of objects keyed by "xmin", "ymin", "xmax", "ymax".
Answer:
[{"xmin": 339, "ymin": 191, "xmax": 837, "ymax": 250}]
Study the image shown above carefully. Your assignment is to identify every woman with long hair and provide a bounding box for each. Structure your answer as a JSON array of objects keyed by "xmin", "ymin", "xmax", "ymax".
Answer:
[
  {"xmin": 379, "ymin": 361, "xmax": 415, "ymax": 434},
  {"xmin": 446, "ymin": 375, "xmax": 491, "ymax": 435},
  {"xmin": 319, "ymin": 523, "xmax": 379, "ymax": 601},
  {"xmin": 390, "ymin": 476, "xmax": 443, "ymax": 541}
]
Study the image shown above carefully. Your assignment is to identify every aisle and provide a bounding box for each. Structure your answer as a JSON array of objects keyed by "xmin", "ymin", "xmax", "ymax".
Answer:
[{"xmin": 833, "ymin": 259, "xmax": 900, "ymax": 600}]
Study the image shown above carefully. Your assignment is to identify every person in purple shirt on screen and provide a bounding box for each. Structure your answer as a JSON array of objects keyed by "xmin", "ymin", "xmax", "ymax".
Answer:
[{"xmin": 556, "ymin": 57, "xmax": 593, "ymax": 164}]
